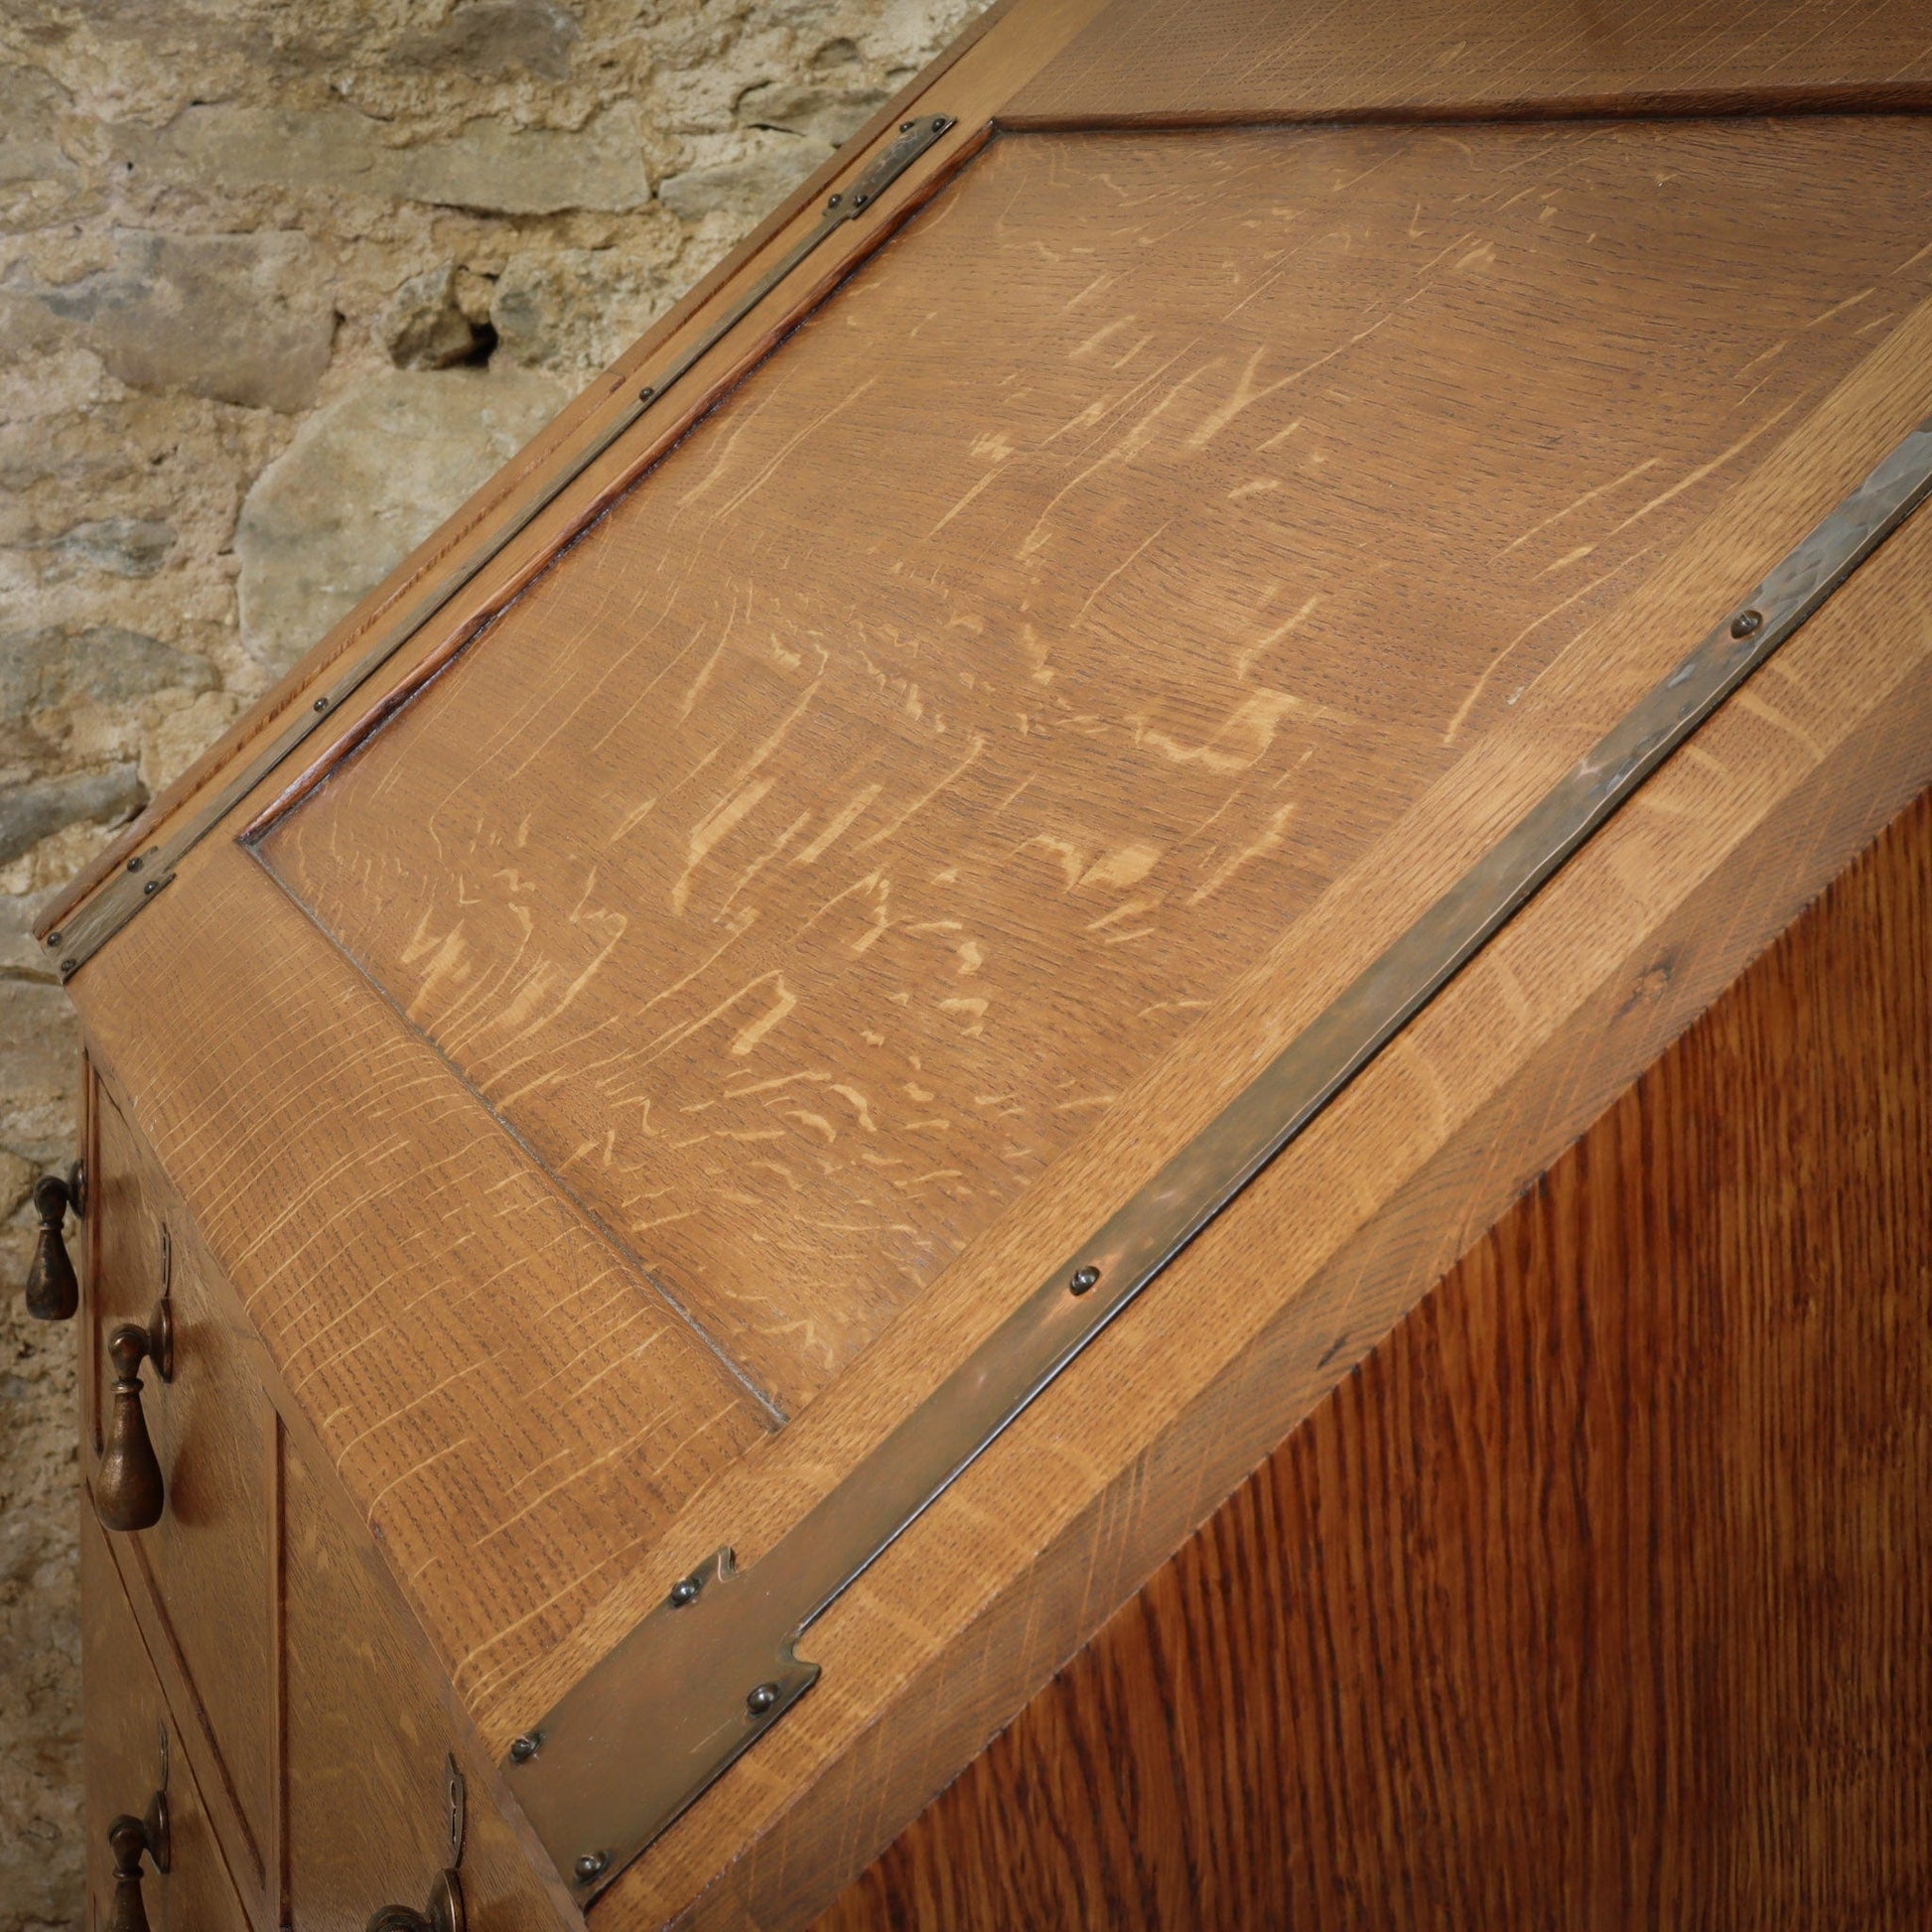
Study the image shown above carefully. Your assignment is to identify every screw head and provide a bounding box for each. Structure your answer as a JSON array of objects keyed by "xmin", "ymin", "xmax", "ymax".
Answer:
[
  {"xmin": 126, "ymin": 855, "xmax": 143, "ymax": 874},
  {"xmin": 1729, "ymin": 608, "xmax": 1763, "ymax": 639},
  {"xmin": 60, "ymin": 958, "xmax": 76, "ymax": 978},
  {"xmin": 44, "ymin": 931, "xmax": 61, "ymax": 948},
  {"xmin": 574, "ymin": 1852, "xmax": 609, "ymax": 1884},
  {"xmin": 1069, "ymin": 1265, "xmax": 1100, "ymax": 1296},
  {"xmin": 143, "ymin": 881, "xmax": 158, "ymax": 896},
  {"xmin": 668, "ymin": 1575, "xmax": 701, "ymax": 1606},
  {"xmin": 932, "ymin": 117, "xmax": 947, "ymax": 131},
  {"xmin": 746, "ymin": 1682, "xmax": 780, "ymax": 1716},
  {"xmin": 314, "ymin": 696, "xmax": 330, "ymax": 712},
  {"xmin": 900, "ymin": 119, "xmax": 915, "ymax": 132},
  {"xmin": 508, "ymin": 1732, "xmax": 540, "ymax": 1763}
]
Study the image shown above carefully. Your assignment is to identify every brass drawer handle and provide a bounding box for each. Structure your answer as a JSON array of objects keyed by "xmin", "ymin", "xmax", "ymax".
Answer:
[
  {"xmin": 23, "ymin": 1162, "xmax": 82, "ymax": 1321},
  {"xmin": 95, "ymin": 1301, "xmax": 173, "ymax": 1534},
  {"xmin": 102, "ymin": 1790, "xmax": 170, "ymax": 1932},
  {"xmin": 365, "ymin": 1869, "xmax": 466, "ymax": 1932}
]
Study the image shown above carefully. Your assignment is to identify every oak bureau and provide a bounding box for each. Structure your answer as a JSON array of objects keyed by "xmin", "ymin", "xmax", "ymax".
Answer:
[{"xmin": 26, "ymin": 1, "xmax": 1932, "ymax": 1926}]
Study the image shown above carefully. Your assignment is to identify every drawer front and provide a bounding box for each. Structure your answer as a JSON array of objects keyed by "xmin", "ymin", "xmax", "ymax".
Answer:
[
  {"xmin": 82, "ymin": 1510, "xmax": 252, "ymax": 1932},
  {"xmin": 89, "ymin": 1079, "xmax": 275, "ymax": 1900},
  {"xmin": 284, "ymin": 1441, "xmax": 570, "ymax": 1932}
]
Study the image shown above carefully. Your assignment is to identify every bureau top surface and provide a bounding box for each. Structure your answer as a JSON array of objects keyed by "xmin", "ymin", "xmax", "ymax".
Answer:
[{"xmin": 48, "ymin": 0, "xmax": 1932, "ymax": 1918}]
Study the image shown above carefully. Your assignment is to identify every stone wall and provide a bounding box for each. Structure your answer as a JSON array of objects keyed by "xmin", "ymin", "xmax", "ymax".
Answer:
[{"xmin": 0, "ymin": 3, "xmax": 980, "ymax": 1922}]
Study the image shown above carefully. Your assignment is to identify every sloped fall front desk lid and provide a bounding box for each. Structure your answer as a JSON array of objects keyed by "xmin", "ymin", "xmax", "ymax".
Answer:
[{"xmin": 42, "ymin": 0, "xmax": 1932, "ymax": 1919}]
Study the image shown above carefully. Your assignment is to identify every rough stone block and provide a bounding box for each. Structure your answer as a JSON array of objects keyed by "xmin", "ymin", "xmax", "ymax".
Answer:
[
  {"xmin": 376, "ymin": 264, "xmax": 490, "ymax": 369},
  {"xmin": 13, "ymin": 230, "xmax": 337, "ymax": 412},
  {"xmin": 393, "ymin": 0, "xmax": 581, "ymax": 80},
  {"xmin": 490, "ymin": 247, "xmax": 664, "ymax": 373},
  {"xmin": 735, "ymin": 75, "xmax": 889, "ymax": 145},
  {"xmin": 1, "ymin": 626, "xmax": 216, "ymax": 732},
  {"xmin": 0, "ymin": 888, "xmax": 63, "ymax": 976},
  {"xmin": 659, "ymin": 133, "xmax": 833, "ymax": 222},
  {"xmin": 46, "ymin": 519, "xmax": 176, "ymax": 579},
  {"xmin": 235, "ymin": 367, "xmax": 568, "ymax": 674},
  {"xmin": 0, "ymin": 67, "xmax": 76, "ymax": 190},
  {"xmin": 0, "ymin": 766, "xmax": 146, "ymax": 870}
]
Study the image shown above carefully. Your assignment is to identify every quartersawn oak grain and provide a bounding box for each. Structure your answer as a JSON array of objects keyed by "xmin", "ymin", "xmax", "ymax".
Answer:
[
  {"xmin": 92, "ymin": 1082, "xmax": 276, "ymax": 1901},
  {"xmin": 817, "ymin": 780, "xmax": 1932, "ymax": 1932},
  {"xmin": 82, "ymin": 1509, "xmax": 253, "ymax": 1932},
  {"xmin": 262, "ymin": 113, "xmax": 1932, "ymax": 1416},
  {"xmin": 281, "ymin": 1432, "xmax": 579, "ymax": 1932}
]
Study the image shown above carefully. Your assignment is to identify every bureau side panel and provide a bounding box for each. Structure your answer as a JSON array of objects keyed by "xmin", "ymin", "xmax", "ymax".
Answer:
[{"xmin": 819, "ymin": 782, "xmax": 1932, "ymax": 1929}]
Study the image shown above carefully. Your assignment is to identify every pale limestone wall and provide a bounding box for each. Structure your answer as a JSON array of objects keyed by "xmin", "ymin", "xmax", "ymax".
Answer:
[{"xmin": 0, "ymin": 4, "xmax": 981, "ymax": 1923}]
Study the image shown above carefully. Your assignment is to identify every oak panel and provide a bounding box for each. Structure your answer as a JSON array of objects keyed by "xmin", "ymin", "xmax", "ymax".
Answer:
[
  {"xmin": 1007, "ymin": 0, "xmax": 1932, "ymax": 125},
  {"xmin": 74, "ymin": 861, "xmax": 775, "ymax": 1712},
  {"xmin": 81, "ymin": 1510, "xmax": 254, "ymax": 1932},
  {"xmin": 263, "ymin": 114, "xmax": 1932, "ymax": 1416},
  {"xmin": 818, "ymin": 780, "xmax": 1932, "ymax": 1932}
]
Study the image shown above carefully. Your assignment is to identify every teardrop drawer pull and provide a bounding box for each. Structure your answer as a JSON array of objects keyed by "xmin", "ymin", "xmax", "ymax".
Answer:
[
  {"xmin": 23, "ymin": 1164, "xmax": 82, "ymax": 1321},
  {"xmin": 102, "ymin": 1790, "xmax": 170, "ymax": 1932},
  {"xmin": 365, "ymin": 1869, "xmax": 466, "ymax": 1932},
  {"xmin": 95, "ymin": 1302, "xmax": 173, "ymax": 1535}
]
